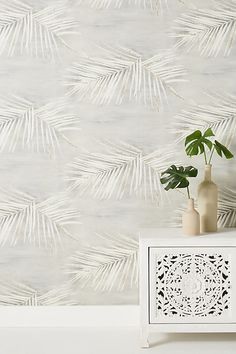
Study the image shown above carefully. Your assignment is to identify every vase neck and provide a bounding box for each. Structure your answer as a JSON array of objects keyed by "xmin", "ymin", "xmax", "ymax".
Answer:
[
  {"xmin": 187, "ymin": 198, "xmax": 194, "ymax": 210},
  {"xmin": 204, "ymin": 164, "xmax": 212, "ymax": 181}
]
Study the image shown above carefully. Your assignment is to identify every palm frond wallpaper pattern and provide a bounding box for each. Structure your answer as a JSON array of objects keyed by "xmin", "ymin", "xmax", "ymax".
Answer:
[
  {"xmin": 0, "ymin": 0, "xmax": 236, "ymax": 305},
  {"xmin": 0, "ymin": 0, "xmax": 77, "ymax": 59},
  {"xmin": 65, "ymin": 47, "xmax": 187, "ymax": 109},
  {"xmin": 65, "ymin": 141, "xmax": 177, "ymax": 201},
  {"xmin": 65, "ymin": 232, "xmax": 139, "ymax": 292},
  {"xmin": 0, "ymin": 95, "xmax": 80, "ymax": 153},
  {"xmin": 173, "ymin": 92, "xmax": 236, "ymax": 146},
  {"xmin": 172, "ymin": 0, "xmax": 236, "ymax": 56}
]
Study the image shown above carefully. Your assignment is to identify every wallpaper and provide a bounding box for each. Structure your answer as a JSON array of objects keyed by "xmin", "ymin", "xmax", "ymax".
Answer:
[{"xmin": 0, "ymin": 0, "xmax": 235, "ymax": 305}]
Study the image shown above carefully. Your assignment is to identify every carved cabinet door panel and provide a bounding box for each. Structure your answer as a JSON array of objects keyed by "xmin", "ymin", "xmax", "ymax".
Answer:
[{"xmin": 149, "ymin": 247, "xmax": 234, "ymax": 324}]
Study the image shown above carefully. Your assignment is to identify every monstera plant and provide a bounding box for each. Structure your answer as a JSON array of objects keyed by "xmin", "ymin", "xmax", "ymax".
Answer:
[
  {"xmin": 185, "ymin": 128, "xmax": 234, "ymax": 234},
  {"xmin": 160, "ymin": 165, "xmax": 200, "ymax": 236},
  {"xmin": 160, "ymin": 165, "xmax": 198, "ymax": 199},
  {"xmin": 185, "ymin": 128, "xmax": 234, "ymax": 164}
]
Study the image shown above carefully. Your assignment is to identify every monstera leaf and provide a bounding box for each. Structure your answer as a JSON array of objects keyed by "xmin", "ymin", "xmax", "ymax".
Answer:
[
  {"xmin": 160, "ymin": 165, "xmax": 198, "ymax": 191},
  {"xmin": 185, "ymin": 128, "xmax": 234, "ymax": 164},
  {"xmin": 185, "ymin": 128, "xmax": 214, "ymax": 156},
  {"xmin": 214, "ymin": 140, "xmax": 234, "ymax": 159}
]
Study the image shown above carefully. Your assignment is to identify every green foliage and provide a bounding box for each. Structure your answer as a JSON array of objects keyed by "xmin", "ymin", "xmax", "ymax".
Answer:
[
  {"xmin": 160, "ymin": 165, "xmax": 198, "ymax": 198},
  {"xmin": 185, "ymin": 128, "xmax": 214, "ymax": 156},
  {"xmin": 185, "ymin": 128, "xmax": 234, "ymax": 164},
  {"xmin": 214, "ymin": 140, "xmax": 234, "ymax": 159}
]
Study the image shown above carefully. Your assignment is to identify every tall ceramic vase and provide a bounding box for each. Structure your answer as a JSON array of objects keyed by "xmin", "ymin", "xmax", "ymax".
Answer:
[
  {"xmin": 198, "ymin": 164, "xmax": 218, "ymax": 233},
  {"xmin": 182, "ymin": 198, "xmax": 200, "ymax": 236}
]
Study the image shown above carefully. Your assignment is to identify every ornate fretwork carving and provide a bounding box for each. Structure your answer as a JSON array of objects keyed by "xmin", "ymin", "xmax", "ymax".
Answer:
[{"xmin": 155, "ymin": 253, "xmax": 231, "ymax": 318}]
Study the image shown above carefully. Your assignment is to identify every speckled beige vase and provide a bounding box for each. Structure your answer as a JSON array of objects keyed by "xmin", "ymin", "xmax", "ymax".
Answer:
[
  {"xmin": 198, "ymin": 164, "xmax": 218, "ymax": 233},
  {"xmin": 182, "ymin": 198, "xmax": 200, "ymax": 236}
]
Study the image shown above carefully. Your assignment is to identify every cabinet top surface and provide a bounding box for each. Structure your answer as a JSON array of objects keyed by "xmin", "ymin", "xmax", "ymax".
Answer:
[{"xmin": 139, "ymin": 228, "xmax": 236, "ymax": 245}]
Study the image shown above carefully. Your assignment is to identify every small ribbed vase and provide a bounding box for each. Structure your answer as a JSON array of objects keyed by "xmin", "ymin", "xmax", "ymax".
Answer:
[
  {"xmin": 182, "ymin": 198, "xmax": 200, "ymax": 236},
  {"xmin": 198, "ymin": 164, "xmax": 218, "ymax": 233}
]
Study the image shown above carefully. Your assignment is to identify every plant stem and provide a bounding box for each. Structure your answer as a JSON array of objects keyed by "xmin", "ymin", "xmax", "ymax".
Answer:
[
  {"xmin": 203, "ymin": 147, "xmax": 207, "ymax": 165},
  {"xmin": 208, "ymin": 145, "xmax": 215, "ymax": 164},
  {"xmin": 186, "ymin": 186, "xmax": 191, "ymax": 199}
]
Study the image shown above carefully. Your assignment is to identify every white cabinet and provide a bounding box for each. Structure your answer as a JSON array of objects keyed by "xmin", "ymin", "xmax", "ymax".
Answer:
[{"xmin": 139, "ymin": 228, "xmax": 236, "ymax": 348}]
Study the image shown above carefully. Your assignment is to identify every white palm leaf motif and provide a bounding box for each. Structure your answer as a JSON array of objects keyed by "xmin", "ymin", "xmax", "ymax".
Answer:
[
  {"xmin": 0, "ymin": 95, "xmax": 80, "ymax": 153},
  {"xmin": 0, "ymin": 189, "xmax": 80, "ymax": 248},
  {"xmin": 0, "ymin": 280, "xmax": 38, "ymax": 305},
  {"xmin": 66, "ymin": 141, "xmax": 176, "ymax": 202},
  {"xmin": 173, "ymin": 92, "xmax": 236, "ymax": 146},
  {"xmin": 0, "ymin": 280, "xmax": 75, "ymax": 305},
  {"xmin": 65, "ymin": 232, "xmax": 138, "ymax": 291},
  {"xmin": 172, "ymin": 0, "xmax": 236, "ymax": 56},
  {"xmin": 0, "ymin": 0, "xmax": 77, "ymax": 59},
  {"xmin": 170, "ymin": 187, "xmax": 236, "ymax": 228},
  {"xmin": 218, "ymin": 187, "xmax": 236, "ymax": 227},
  {"xmin": 65, "ymin": 47, "xmax": 186, "ymax": 110},
  {"xmin": 36, "ymin": 284, "xmax": 76, "ymax": 305}
]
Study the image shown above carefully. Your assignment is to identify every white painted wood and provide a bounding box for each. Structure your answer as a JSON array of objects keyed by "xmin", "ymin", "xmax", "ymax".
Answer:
[
  {"xmin": 139, "ymin": 228, "xmax": 236, "ymax": 348},
  {"xmin": 140, "ymin": 327, "xmax": 149, "ymax": 348},
  {"xmin": 149, "ymin": 247, "xmax": 234, "ymax": 324},
  {"xmin": 140, "ymin": 228, "xmax": 236, "ymax": 246}
]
